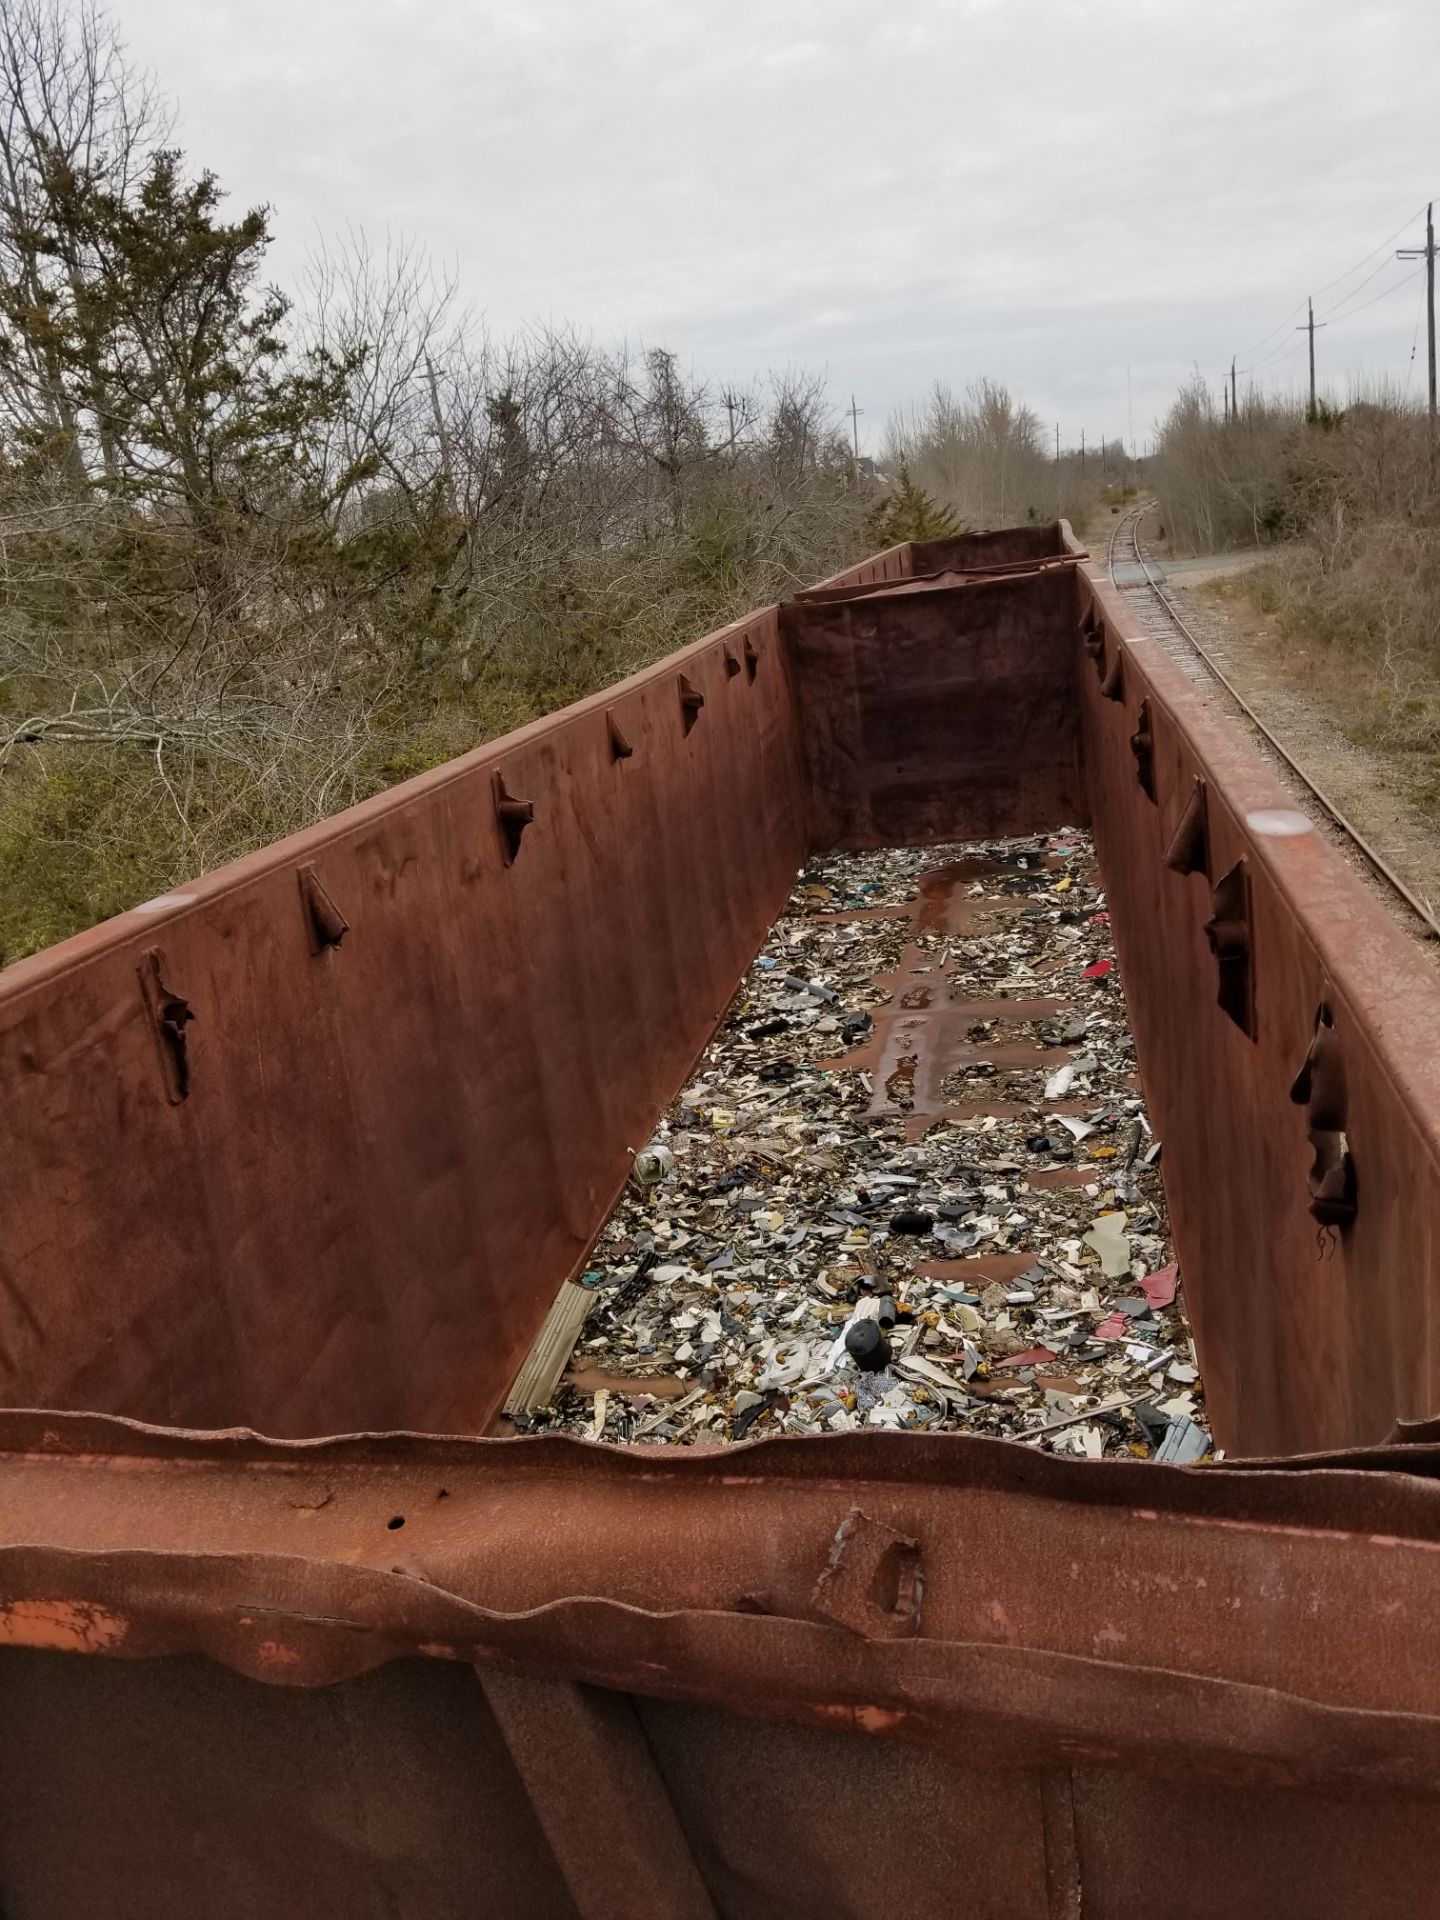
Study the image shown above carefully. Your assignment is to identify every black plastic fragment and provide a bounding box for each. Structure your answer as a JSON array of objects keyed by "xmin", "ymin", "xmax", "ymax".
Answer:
[{"xmin": 889, "ymin": 1209, "xmax": 935, "ymax": 1236}]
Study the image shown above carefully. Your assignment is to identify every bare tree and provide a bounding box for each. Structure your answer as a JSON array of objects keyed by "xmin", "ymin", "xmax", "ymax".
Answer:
[
  {"xmin": 0, "ymin": 6, "xmax": 879, "ymax": 960},
  {"xmin": 884, "ymin": 378, "xmax": 1056, "ymax": 526}
]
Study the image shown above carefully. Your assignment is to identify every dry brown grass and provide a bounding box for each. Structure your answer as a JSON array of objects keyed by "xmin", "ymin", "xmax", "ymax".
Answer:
[
  {"xmin": 1157, "ymin": 373, "xmax": 1440, "ymax": 818},
  {"xmin": 1207, "ymin": 551, "xmax": 1440, "ymax": 820}
]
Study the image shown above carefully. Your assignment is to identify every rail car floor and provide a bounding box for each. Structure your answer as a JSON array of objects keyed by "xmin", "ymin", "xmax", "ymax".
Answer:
[{"xmin": 524, "ymin": 831, "xmax": 1210, "ymax": 1459}]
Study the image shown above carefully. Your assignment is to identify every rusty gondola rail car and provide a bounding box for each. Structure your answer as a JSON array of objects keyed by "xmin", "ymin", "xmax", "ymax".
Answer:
[{"xmin": 6, "ymin": 521, "xmax": 1440, "ymax": 1914}]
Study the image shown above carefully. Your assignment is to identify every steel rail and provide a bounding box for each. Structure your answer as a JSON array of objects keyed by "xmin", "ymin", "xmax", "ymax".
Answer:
[{"xmin": 1107, "ymin": 500, "xmax": 1440, "ymax": 941}]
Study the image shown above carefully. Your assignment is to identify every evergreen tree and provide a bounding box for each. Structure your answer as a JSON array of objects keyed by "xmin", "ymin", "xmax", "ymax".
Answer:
[
  {"xmin": 866, "ymin": 466, "xmax": 965, "ymax": 547},
  {"xmin": 20, "ymin": 148, "xmax": 353, "ymax": 529}
]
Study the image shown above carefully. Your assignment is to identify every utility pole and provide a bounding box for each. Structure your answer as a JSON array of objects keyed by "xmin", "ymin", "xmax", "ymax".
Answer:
[
  {"xmin": 723, "ymin": 388, "xmax": 739, "ymax": 463},
  {"xmin": 848, "ymin": 394, "xmax": 863, "ymax": 467},
  {"xmin": 1297, "ymin": 298, "xmax": 1326, "ymax": 423},
  {"xmin": 1223, "ymin": 376, "xmax": 1229, "ymax": 424},
  {"xmin": 1055, "ymin": 422, "xmax": 1062, "ymax": 517},
  {"xmin": 1398, "ymin": 203, "xmax": 1436, "ymax": 443},
  {"xmin": 1080, "ymin": 427, "xmax": 1085, "ymax": 472},
  {"xmin": 1231, "ymin": 357, "xmax": 1238, "ymax": 421}
]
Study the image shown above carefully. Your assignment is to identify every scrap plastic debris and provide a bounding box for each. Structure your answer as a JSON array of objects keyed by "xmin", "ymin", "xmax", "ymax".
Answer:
[
  {"xmin": 521, "ymin": 830, "xmax": 1211, "ymax": 1462},
  {"xmin": 630, "ymin": 1144, "xmax": 676, "ymax": 1191}
]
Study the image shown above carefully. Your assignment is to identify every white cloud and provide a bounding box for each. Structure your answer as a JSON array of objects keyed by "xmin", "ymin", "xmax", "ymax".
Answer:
[{"xmin": 117, "ymin": 0, "xmax": 1440, "ymax": 450}]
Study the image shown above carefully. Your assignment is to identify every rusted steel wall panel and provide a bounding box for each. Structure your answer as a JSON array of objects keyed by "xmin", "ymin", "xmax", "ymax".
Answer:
[
  {"xmin": 1068, "ymin": 1773, "xmax": 1438, "ymax": 1920},
  {"xmin": 799, "ymin": 527, "xmax": 1068, "ymax": 606},
  {"xmin": 0, "ymin": 608, "xmax": 805, "ymax": 1437},
  {"xmin": 9, "ymin": 1412, "xmax": 1440, "ymax": 1764},
  {"xmin": 16, "ymin": 1658, "xmax": 1436, "ymax": 1920},
  {"xmin": 9, "ymin": 1660, "xmax": 1433, "ymax": 1920},
  {"xmin": 803, "ymin": 539, "xmax": 914, "ymax": 593},
  {"xmin": 792, "ymin": 552, "xmax": 1083, "ymax": 610},
  {"xmin": 4, "ymin": 1416, "xmax": 1440, "ymax": 1913},
  {"xmin": 627, "ymin": 1702, "xmax": 1061, "ymax": 1918},
  {"xmin": 481, "ymin": 1672, "xmax": 722, "ymax": 1920},
  {"xmin": 913, "ymin": 521, "xmax": 1069, "ymax": 573},
  {"xmin": 1074, "ymin": 551, "xmax": 1440, "ymax": 1455},
  {"xmin": 0, "ymin": 1652, "xmax": 582, "ymax": 1920},
  {"xmin": 783, "ymin": 568, "xmax": 1086, "ymax": 850}
]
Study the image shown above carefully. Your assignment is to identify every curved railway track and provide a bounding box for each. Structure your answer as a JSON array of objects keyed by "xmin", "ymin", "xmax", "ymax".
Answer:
[{"xmin": 1106, "ymin": 501, "xmax": 1440, "ymax": 942}]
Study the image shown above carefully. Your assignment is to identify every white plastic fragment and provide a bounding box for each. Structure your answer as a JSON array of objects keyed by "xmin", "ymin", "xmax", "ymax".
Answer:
[
  {"xmin": 756, "ymin": 1338, "xmax": 812, "ymax": 1388},
  {"xmin": 1083, "ymin": 1211, "xmax": 1131, "ymax": 1279}
]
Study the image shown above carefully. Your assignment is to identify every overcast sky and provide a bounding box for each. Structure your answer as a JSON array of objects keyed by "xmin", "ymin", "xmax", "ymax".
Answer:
[{"xmin": 117, "ymin": 0, "xmax": 1440, "ymax": 453}]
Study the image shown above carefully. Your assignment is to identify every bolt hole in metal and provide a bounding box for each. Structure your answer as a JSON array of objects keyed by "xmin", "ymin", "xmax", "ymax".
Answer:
[{"xmin": 387, "ymin": 1515, "xmax": 405, "ymax": 1530}]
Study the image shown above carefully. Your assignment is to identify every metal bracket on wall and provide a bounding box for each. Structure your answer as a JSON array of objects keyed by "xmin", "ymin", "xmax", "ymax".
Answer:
[
  {"xmin": 606, "ymin": 710, "xmax": 634, "ymax": 761},
  {"xmin": 1289, "ymin": 1002, "xmax": 1358, "ymax": 1227},
  {"xmin": 678, "ymin": 674, "xmax": 705, "ymax": 734},
  {"xmin": 1100, "ymin": 646, "xmax": 1126, "ymax": 702},
  {"xmin": 493, "ymin": 773, "xmax": 535, "ymax": 864},
  {"xmin": 1164, "ymin": 777, "xmax": 1210, "ymax": 877},
  {"xmin": 1130, "ymin": 698, "xmax": 1156, "ymax": 801},
  {"xmin": 809, "ymin": 1507, "xmax": 923, "ymax": 1641},
  {"xmin": 743, "ymin": 635, "xmax": 760, "ymax": 681},
  {"xmin": 723, "ymin": 646, "xmax": 742, "ymax": 678},
  {"xmin": 1204, "ymin": 858, "xmax": 1256, "ymax": 1037},
  {"xmin": 1081, "ymin": 611, "xmax": 1106, "ymax": 678},
  {"xmin": 138, "ymin": 947, "xmax": 194, "ymax": 1104},
  {"xmin": 298, "ymin": 864, "xmax": 349, "ymax": 952}
]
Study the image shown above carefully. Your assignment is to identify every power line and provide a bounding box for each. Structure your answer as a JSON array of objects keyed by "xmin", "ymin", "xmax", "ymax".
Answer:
[
  {"xmin": 1236, "ymin": 298, "xmax": 1310, "ymax": 362},
  {"xmin": 1327, "ymin": 263, "xmax": 1421, "ymax": 328},
  {"xmin": 1316, "ymin": 250, "xmax": 1412, "ymax": 324},
  {"xmin": 1235, "ymin": 263, "xmax": 1424, "ymax": 383},
  {"xmin": 1344, "ymin": 264, "xmax": 1420, "ymax": 324},
  {"xmin": 1234, "ymin": 202, "xmax": 1430, "ymax": 358},
  {"xmin": 1310, "ymin": 204, "xmax": 1428, "ymax": 297},
  {"xmin": 1236, "ymin": 332, "xmax": 1307, "ymax": 380}
]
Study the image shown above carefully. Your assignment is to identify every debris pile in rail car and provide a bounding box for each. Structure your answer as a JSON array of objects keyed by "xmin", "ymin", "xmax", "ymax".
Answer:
[{"xmin": 522, "ymin": 831, "xmax": 1211, "ymax": 1459}]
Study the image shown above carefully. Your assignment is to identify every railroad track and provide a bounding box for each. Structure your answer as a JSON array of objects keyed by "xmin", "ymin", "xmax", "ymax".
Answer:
[{"xmin": 1105, "ymin": 500, "xmax": 1440, "ymax": 942}]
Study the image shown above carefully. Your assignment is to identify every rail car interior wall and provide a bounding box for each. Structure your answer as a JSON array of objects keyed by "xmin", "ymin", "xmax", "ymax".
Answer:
[
  {"xmin": 8, "ymin": 523, "xmax": 1440, "ymax": 1915},
  {"xmin": 5, "ymin": 521, "xmax": 1440, "ymax": 1452}
]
